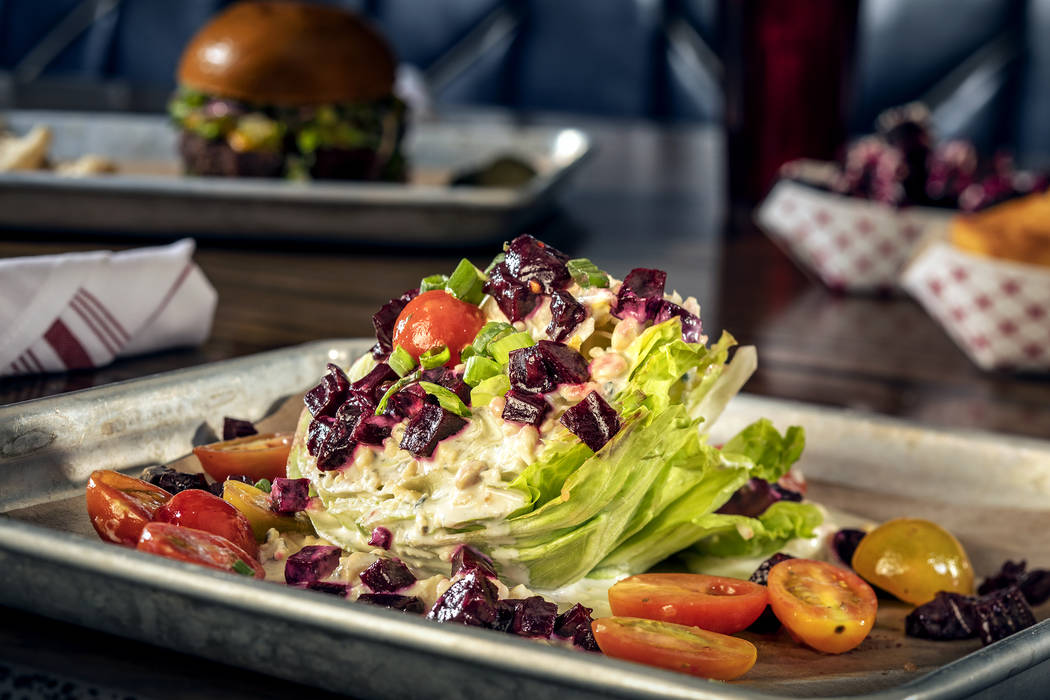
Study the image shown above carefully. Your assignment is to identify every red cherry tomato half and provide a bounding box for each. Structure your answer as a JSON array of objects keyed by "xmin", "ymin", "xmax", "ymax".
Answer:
[
  {"xmin": 137, "ymin": 522, "xmax": 264, "ymax": 579},
  {"xmin": 85, "ymin": 469, "xmax": 172, "ymax": 546},
  {"xmin": 767, "ymin": 558, "xmax": 878, "ymax": 654},
  {"xmin": 392, "ymin": 290, "xmax": 486, "ymax": 365},
  {"xmin": 592, "ymin": 616, "xmax": 757, "ymax": 681},
  {"xmin": 608, "ymin": 573, "xmax": 769, "ymax": 635},
  {"xmin": 193, "ymin": 432, "xmax": 292, "ymax": 483},
  {"xmin": 153, "ymin": 488, "xmax": 259, "ymax": 559}
]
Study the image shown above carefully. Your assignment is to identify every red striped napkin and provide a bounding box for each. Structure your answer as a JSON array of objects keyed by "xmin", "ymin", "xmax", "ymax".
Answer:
[{"xmin": 0, "ymin": 239, "xmax": 217, "ymax": 376}]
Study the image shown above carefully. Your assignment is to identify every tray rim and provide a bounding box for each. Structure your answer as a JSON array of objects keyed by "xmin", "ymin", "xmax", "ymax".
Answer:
[{"xmin": 3, "ymin": 338, "xmax": 1050, "ymax": 700}]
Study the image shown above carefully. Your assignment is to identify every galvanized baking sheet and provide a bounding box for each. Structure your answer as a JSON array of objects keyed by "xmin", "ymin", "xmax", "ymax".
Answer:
[
  {"xmin": 2, "ymin": 339, "xmax": 1050, "ymax": 699},
  {"xmin": 0, "ymin": 111, "xmax": 590, "ymax": 243}
]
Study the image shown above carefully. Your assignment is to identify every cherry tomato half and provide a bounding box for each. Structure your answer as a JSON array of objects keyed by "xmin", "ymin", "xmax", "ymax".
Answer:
[
  {"xmin": 851, "ymin": 518, "xmax": 974, "ymax": 606},
  {"xmin": 392, "ymin": 290, "xmax": 485, "ymax": 365},
  {"xmin": 85, "ymin": 470, "xmax": 171, "ymax": 546},
  {"xmin": 193, "ymin": 432, "xmax": 292, "ymax": 483},
  {"xmin": 592, "ymin": 616, "xmax": 757, "ymax": 681},
  {"xmin": 222, "ymin": 479, "xmax": 314, "ymax": 541},
  {"xmin": 137, "ymin": 522, "xmax": 264, "ymax": 579},
  {"xmin": 153, "ymin": 488, "xmax": 259, "ymax": 559},
  {"xmin": 767, "ymin": 558, "xmax": 877, "ymax": 654},
  {"xmin": 608, "ymin": 573, "xmax": 769, "ymax": 635}
]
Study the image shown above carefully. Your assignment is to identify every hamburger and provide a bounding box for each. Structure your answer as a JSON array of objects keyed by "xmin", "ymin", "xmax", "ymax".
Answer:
[{"xmin": 169, "ymin": 1, "xmax": 406, "ymax": 181}]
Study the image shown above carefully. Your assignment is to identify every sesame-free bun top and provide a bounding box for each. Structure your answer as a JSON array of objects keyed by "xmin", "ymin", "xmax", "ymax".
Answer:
[{"xmin": 177, "ymin": 1, "xmax": 397, "ymax": 106}]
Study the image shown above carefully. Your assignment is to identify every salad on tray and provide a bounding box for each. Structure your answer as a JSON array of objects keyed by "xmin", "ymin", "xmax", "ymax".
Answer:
[{"xmin": 84, "ymin": 235, "xmax": 1048, "ymax": 682}]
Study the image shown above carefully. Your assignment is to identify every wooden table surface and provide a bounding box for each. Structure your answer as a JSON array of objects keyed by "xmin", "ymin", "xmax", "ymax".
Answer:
[{"xmin": 2, "ymin": 117, "xmax": 1049, "ymax": 699}]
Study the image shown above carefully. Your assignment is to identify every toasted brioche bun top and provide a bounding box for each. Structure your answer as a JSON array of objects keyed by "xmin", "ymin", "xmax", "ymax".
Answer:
[
  {"xmin": 177, "ymin": 1, "xmax": 396, "ymax": 106},
  {"xmin": 951, "ymin": 192, "xmax": 1050, "ymax": 268}
]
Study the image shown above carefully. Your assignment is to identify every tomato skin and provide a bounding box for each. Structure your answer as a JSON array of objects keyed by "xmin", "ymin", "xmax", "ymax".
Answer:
[
  {"xmin": 392, "ymin": 290, "xmax": 486, "ymax": 365},
  {"xmin": 851, "ymin": 518, "xmax": 974, "ymax": 605},
  {"xmin": 153, "ymin": 489, "xmax": 259, "ymax": 559},
  {"xmin": 137, "ymin": 522, "xmax": 264, "ymax": 578},
  {"xmin": 767, "ymin": 559, "xmax": 877, "ymax": 654},
  {"xmin": 592, "ymin": 616, "xmax": 757, "ymax": 681},
  {"xmin": 608, "ymin": 573, "xmax": 769, "ymax": 635},
  {"xmin": 85, "ymin": 470, "xmax": 172, "ymax": 546},
  {"xmin": 193, "ymin": 432, "xmax": 292, "ymax": 483}
]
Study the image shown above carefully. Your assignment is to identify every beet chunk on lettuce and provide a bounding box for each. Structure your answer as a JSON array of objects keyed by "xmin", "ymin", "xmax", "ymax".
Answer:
[
  {"xmin": 484, "ymin": 262, "xmax": 540, "ymax": 323},
  {"xmin": 372, "ymin": 289, "xmax": 418, "ymax": 355},
  {"xmin": 305, "ymin": 363, "xmax": 351, "ymax": 418},
  {"xmin": 504, "ymin": 234, "xmax": 571, "ymax": 294},
  {"xmin": 560, "ymin": 391, "xmax": 621, "ymax": 452},
  {"xmin": 612, "ymin": 268, "xmax": 666, "ymax": 322},
  {"xmin": 546, "ymin": 290, "xmax": 586, "ymax": 342},
  {"xmin": 400, "ymin": 403, "xmax": 467, "ymax": 458}
]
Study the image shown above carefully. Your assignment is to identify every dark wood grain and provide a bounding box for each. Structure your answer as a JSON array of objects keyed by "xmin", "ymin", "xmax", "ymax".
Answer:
[{"xmin": 2, "ymin": 117, "xmax": 1049, "ymax": 699}]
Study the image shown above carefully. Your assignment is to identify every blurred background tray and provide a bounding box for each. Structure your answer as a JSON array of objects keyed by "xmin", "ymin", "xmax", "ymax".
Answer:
[{"xmin": 0, "ymin": 110, "xmax": 590, "ymax": 244}]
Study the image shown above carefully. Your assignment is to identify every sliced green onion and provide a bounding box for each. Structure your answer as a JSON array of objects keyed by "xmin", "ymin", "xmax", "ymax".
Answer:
[
  {"xmin": 469, "ymin": 374, "xmax": 511, "ymax": 407},
  {"xmin": 418, "ymin": 382, "xmax": 472, "ymax": 417},
  {"xmin": 420, "ymin": 274, "xmax": 448, "ymax": 293},
  {"xmin": 460, "ymin": 345, "xmax": 477, "ymax": 361},
  {"xmin": 389, "ymin": 345, "xmax": 418, "ymax": 377},
  {"xmin": 471, "ymin": 321, "xmax": 514, "ymax": 357},
  {"xmin": 566, "ymin": 258, "xmax": 610, "ymax": 288},
  {"xmin": 484, "ymin": 252, "xmax": 506, "ymax": 275},
  {"xmin": 489, "ymin": 331, "xmax": 536, "ymax": 365},
  {"xmin": 446, "ymin": 258, "xmax": 486, "ymax": 305},
  {"xmin": 253, "ymin": 478, "xmax": 272, "ymax": 493},
  {"xmin": 232, "ymin": 560, "xmax": 255, "ymax": 577},
  {"xmin": 375, "ymin": 370, "xmax": 421, "ymax": 415},
  {"xmin": 463, "ymin": 355, "xmax": 502, "ymax": 387},
  {"xmin": 420, "ymin": 345, "xmax": 451, "ymax": 369}
]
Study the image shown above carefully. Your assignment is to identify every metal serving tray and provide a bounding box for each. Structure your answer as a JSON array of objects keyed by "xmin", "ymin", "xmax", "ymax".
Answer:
[
  {"xmin": 0, "ymin": 111, "xmax": 590, "ymax": 243},
  {"xmin": 2, "ymin": 339, "xmax": 1050, "ymax": 700}
]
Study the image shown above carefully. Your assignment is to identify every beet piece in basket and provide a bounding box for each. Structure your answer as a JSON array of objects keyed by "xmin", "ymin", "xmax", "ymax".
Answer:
[
  {"xmin": 270, "ymin": 477, "xmax": 310, "ymax": 514},
  {"xmin": 560, "ymin": 391, "xmax": 621, "ymax": 452},
  {"xmin": 612, "ymin": 268, "xmax": 666, "ymax": 322},
  {"xmin": 286, "ymin": 545, "xmax": 342, "ymax": 585},
  {"xmin": 427, "ymin": 570, "xmax": 501, "ymax": 628},
  {"xmin": 357, "ymin": 593, "xmax": 425, "ymax": 614},
  {"xmin": 359, "ymin": 558, "xmax": 417, "ymax": 593},
  {"xmin": 501, "ymin": 389, "xmax": 551, "ymax": 427},
  {"xmin": 222, "ymin": 417, "xmax": 257, "ymax": 440},
  {"xmin": 451, "ymin": 544, "xmax": 498, "ymax": 580}
]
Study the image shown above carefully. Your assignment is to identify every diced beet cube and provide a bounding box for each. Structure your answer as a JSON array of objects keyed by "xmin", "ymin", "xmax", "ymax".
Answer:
[
  {"xmin": 748, "ymin": 552, "xmax": 795, "ymax": 587},
  {"xmin": 508, "ymin": 345, "xmax": 554, "ymax": 393},
  {"xmin": 553, "ymin": 603, "xmax": 600, "ymax": 651},
  {"xmin": 421, "ymin": 367, "xmax": 471, "ymax": 406},
  {"xmin": 222, "ymin": 417, "xmax": 257, "ymax": 440},
  {"xmin": 831, "ymin": 529, "xmax": 867, "ymax": 568},
  {"xmin": 450, "ymin": 545, "xmax": 498, "ymax": 580},
  {"xmin": 357, "ymin": 593, "xmax": 425, "ymax": 614},
  {"xmin": 359, "ymin": 558, "xmax": 417, "ymax": 593},
  {"xmin": 315, "ymin": 420, "xmax": 356, "ymax": 471},
  {"xmin": 905, "ymin": 591, "xmax": 978, "ymax": 641},
  {"xmin": 559, "ymin": 391, "xmax": 621, "ymax": 452},
  {"xmin": 270, "ymin": 477, "xmax": 310, "ymax": 514},
  {"xmin": 386, "ymin": 383, "xmax": 428, "ymax": 420},
  {"xmin": 484, "ymin": 262, "xmax": 539, "ymax": 323},
  {"xmin": 307, "ymin": 581, "xmax": 350, "ymax": 597},
  {"xmin": 372, "ymin": 289, "xmax": 418, "ymax": 355},
  {"xmin": 400, "ymin": 403, "xmax": 467, "ymax": 458},
  {"xmin": 653, "ymin": 300, "xmax": 703, "ymax": 343},
  {"xmin": 537, "ymin": 340, "xmax": 590, "ymax": 385},
  {"xmin": 141, "ymin": 465, "xmax": 208, "ymax": 495},
  {"xmin": 717, "ymin": 478, "xmax": 800, "ymax": 518},
  {"xmin": 546, "ymin": 291, "xmax": 586, "ymax": 342},
  {"xmin": 368, "ymin": 526, "xmax": 393, "ymax": 550},
  {"xmin": 285, "ymin": 545, "xmax": 342, "ymax": 585},
  {"xmin": 352, "ymin": 413, "xmax": 396, "ymax": 446},
  {"xmin": 305, "ymin": 363, "xmax": 351, "ymax": 418},
  {"xmin": 979, "ymin": 560, "xmax": 1050, "ymax": 606},
  {"xmin": 504, "ymin": 234, "xmax": 571, "ymax": 294},
  {"xmin": 369, "ymin": 341, "xmax": 386, "ymax": 360},
  {"xmin": 502, "ymin": 389, "xmax": 550, "ymax": 426},
  {"xmin": 352, "ymin": 362, "xmax": 398, "ymax": 403},
  {"xmin": 306, "ymin": 416, "xmax": 335, "ymax": 457},
  {"xmin": 612, "ymin": 268, "xmax": 666, "ymax": 322},
  {"xmin": 507, "ymin": 596, "xmax": 558, "ymax": 638},
  {"xmin": 974, "ymin": 587, "xmax": 1036, "ymax": 645},
  {"xmin": 427, "ymin": 570, "xmax": 501, "ymax": 628}
]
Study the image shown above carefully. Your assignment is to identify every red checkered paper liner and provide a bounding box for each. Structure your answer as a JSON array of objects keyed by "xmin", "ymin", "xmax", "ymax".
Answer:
[
  {"xmin": 756, "ymin": 180, "xmax": 952, "ymax": 292},
  {"xmin": 0, "ymin": 239, "xmax": 217, "ymax": 376},
  {"xmin": 901, "ymin": 237, "xmax": 1050, "ymax": 372}
]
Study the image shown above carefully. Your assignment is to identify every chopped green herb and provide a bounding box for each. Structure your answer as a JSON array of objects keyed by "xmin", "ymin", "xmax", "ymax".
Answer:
[
  {"xmin": 375, "ymin": 370, "xmax": 421, "ymax": 415},
  {"xmin": 484, "ymin": 252, "xmax": 506, "ymax": 275},
  {"xmin": 418, "ymin": 382, "xmax": 472, "ymax": 417},
  {"xmin": 445, "ymin": 258, "xmax": 486, "ymax": 305},
  {"xmin": 489, "ymin": 331, "xmax": 536, "ymax": 365},
  {"xmin": 471, "ymin": 321, "xmax": 514, "ymax": 357},
  {"xmin": 253, "ymin": 478, "xmax": 272, "ymax": 493},
  {"xmin": 420, "ymin": 274, "xmax": 448, "ymax": 293},
  {"xmin": 389, "ymin": 345, "xmax": 418, "ymax": 377},
  {"xmin": 470, "ymin": 374, "xmax": 511, "ymax": 407},
  {"xmin": 232, "ymin": 560, "xmax": 255, "ymax": 577},
  {"xmin": 463, "ymin": 355, "xmax": 502, "ymax": 387},
  {"xmin": 420, "ymin": 345, "xmax": 451, "ymax": 370},
  {"xmin": 566, "ymin": 258, "xmax": 610, "ymax": 288}
]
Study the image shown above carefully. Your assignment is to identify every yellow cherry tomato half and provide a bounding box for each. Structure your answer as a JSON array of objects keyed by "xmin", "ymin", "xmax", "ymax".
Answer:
[{"xmin": 851, "ymin": 518, "xmax": 974, "ymax": 605}]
